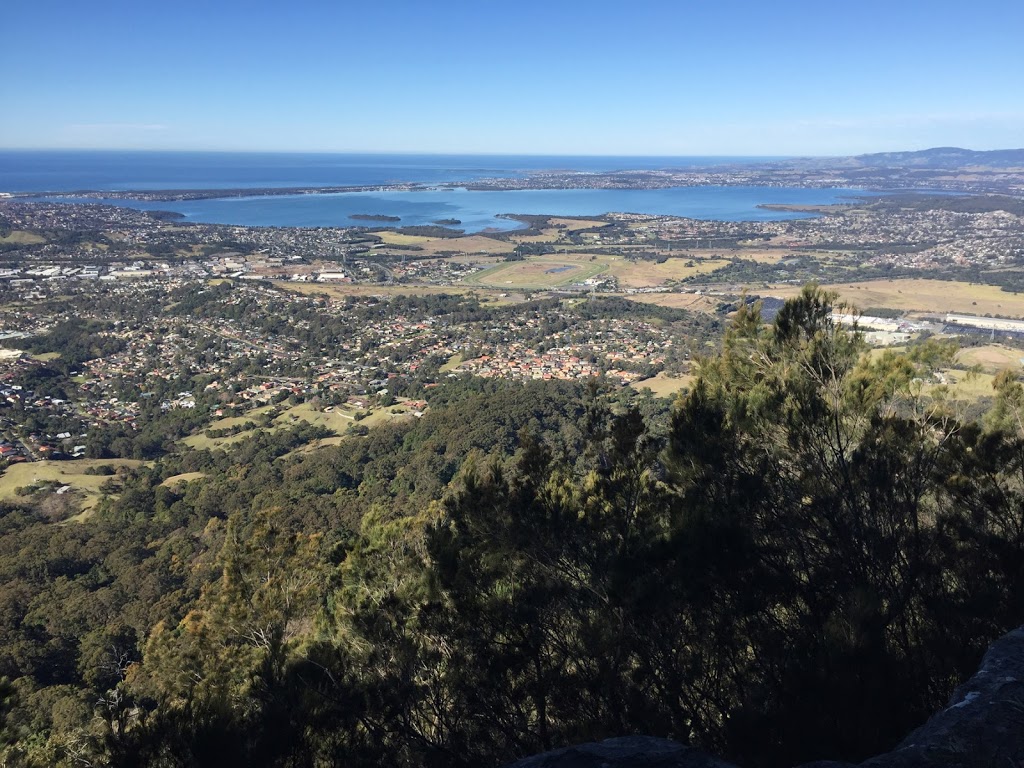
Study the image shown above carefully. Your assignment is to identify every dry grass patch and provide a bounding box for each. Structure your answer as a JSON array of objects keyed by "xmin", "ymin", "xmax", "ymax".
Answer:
[
  {"xmin": 0, "ymin": 459, "xmax": 146, "ymax": 510},
  {"xmin": 181, "ymin": 429, "xmax": 260, "ymax": 450},
  {"xmin": 376, "ymin": 231, "xmax": 435, "ymax": 246},
  {"xmin": 274, "ymin": 401, "xmax": 413, "ymax": 432},
  {"xmin": 548, "ymin": 218, "xmax": 610, "ymax": 231},
  {"xmin": 468, "ymin": 259, "xmax": 606, "ymax": 289},
  {"xmin": 939, "ymin": 369, "xmax": 997, "ymax": 401},
  {"xmin": 0, "ymin": 230, "xmax": 46, "ymax": 245},
  {"xmin": 625, "ymin": 292, "xmax": 726, "ymax": 315},
  {"xmin": 629, "ymin": 372, "xmax": 695, "ymax": 398},
  {"xmin": 762, "ymin": 280, "xmax": 1024, "ymax": 318},
  {"xmin": 955, "ymin": 344, "xmax": 1024, "ymax": 373},
  {"xmin": 415, "ymin": 235, "xmax": 515, "ymax": 256},
  {"xmin": 609, "ymin": 258, "xmax": 731, "ymax": 288},
  {"xmin": 508, "ymin": 219, "xmax": 608, "ymax": 244},
  {"xmin": 276, "ymin": 281, "xmax": 516, "ymax": 303},
  {"xmin": 440, "ymin": 353, "xmax": 463, "ymax": 372},
  {"xmin": 204, "ymin": 405, "xmax": 276, "ymax": 431},
  {"xmin": 161, "ymin": 472, "xmax": 206, "ymax": 489}
]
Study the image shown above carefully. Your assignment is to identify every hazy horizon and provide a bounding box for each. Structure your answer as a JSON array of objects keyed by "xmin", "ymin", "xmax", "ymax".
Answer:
[{"xmin": 2, "ymin": 0, "xmax": 1021, "ymax": 156}]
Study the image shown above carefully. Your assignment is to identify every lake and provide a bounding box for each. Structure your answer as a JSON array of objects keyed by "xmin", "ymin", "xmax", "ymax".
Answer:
[{"xmin": 39, "ymin": 185, "xmax": 868, "ymax": 232}]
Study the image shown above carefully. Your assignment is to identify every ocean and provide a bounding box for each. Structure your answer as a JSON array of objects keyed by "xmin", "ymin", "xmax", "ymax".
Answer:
[
  {"xmin": 0, "ymin": 150, "xmax": 783, "ymax": 193},
  {"xmin": 1, "ymin": 150, "xmax": 861, "ymax": 232}
]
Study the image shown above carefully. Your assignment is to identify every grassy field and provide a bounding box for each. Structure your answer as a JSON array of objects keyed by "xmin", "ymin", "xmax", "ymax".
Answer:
[
  {"xmin": 608, "ymin": 257, "xmax": 732, "ymax": 288},
  {"xmin": 628, "ymin": 372, "xmax": 696, "ymax": 398},
  {"xmin": 274, "ymin": 401, "xmax": 420, "ymax": 432},
  {"xmin": 0, "ymin": 230, "xmax": 45, "ymax": 245},
  {"xmin": 547, "ymin": 217, "xmax": 610, "ymax": 232},
  {"xmin": 621, "ymin": 291, "xmax": 727, "ymax": 316},
  {"xmin": 375, "ymin": 231, "xmax": 434, "ymax": 246},
  {"xmin": 181, "ymin": 428, "xmax": 262, "ymax": 450},
  {"xmin": 510, "ymin": 218, "xmax": 610, "ymax": 244},
  {"xmin": 440, "ymin": 353, "xmax": 463, "ymax": 372},
  {"xmin": 177, "ymin": 396, "xmax": 423, "ymax": 453},
  {"xmin": 939, "ymin": 369, "xmax": 997, "ymax": 400},
  {"xmin": 413, "ymin": 235, "xmax": 515, "ymax": 256},
  {"xmin": 203, "ymin": 405, "xmax": 276, "ymax": 432},
  {"xmin": 868, "ymin": 348, "xmax": 998, "ymax": 402},
  {"xmin": 180, "ymin": 402, "xmax": 359, "ymax": 449},
  {"xmin": 467, "ymin": 258, "xmax": 608, "ymax": 289},
  {"xmin": 160, "ymin": 472, "xmax": 207, "ymax": 489},
  {"xmin": 277, "ymin": 281, "xmax": 518, "ymax": 303},
  {"xmin": 460, "ymin": 251, "xmax": 734, "ymax": 290},
  {"xmin": 274, "ymin": 401, "xmax": 358, "ymax": 431},
  {"xmin": 955, "ymin": 344, "xmax": 1024, "ymax": 373},
  {"xmin": 764, "ymin": 280, "xmax": 1024, "ymax": 318},
  {"xmin": 0, "ymin": 459, "xmax": 145, "ymax": 510}
]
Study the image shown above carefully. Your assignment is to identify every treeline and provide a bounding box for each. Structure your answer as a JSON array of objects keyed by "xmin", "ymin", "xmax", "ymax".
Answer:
[
  {"xmin": 28, "ymin": 320, "xmax": 126, "ymax": 369},
  {"xmin": 1, "ymin": 288, "xmax": 1024, "ymax": 767}
]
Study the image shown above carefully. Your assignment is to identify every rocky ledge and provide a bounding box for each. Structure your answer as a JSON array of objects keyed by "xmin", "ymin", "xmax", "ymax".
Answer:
[{"xmin": 506, "ymin": 625, "xmax": 1024, "ymax": 768}]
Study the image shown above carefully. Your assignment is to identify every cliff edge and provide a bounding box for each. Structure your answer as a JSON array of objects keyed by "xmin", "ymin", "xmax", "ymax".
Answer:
[{"xmin": 505, "ymin": 625, "xmax": 1024, "ymax": 768}]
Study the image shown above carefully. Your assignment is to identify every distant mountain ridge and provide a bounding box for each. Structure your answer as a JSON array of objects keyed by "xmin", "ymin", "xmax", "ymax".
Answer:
[{"xmin": 847, "ymin": 146, "xmax": 1024, "ymax": 169}]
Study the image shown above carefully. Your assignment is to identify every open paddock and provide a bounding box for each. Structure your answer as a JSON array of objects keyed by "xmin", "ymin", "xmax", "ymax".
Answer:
[
  {"xmin": 464, "ymin": 252, "xmax": 608, "ymax": 288},
  {"xmin": 412, "ymin": 234, "xmax": 515, "ymax": 255},
  {"xmin": 508, "ymin": 218, "xmax": 610, "ymax": 244},
  {"xmin": 276, "ymin": 281, "xmax": 522, "ymax": 304},
  {"xmin": 467, "ymin": 258, "xmax": 607, "ymax": 289},
  {"xmin": 621, "ymin": 291, "xmax": 727, "ymax": 316},
  {"xmin": 938, "ymin": 369, "xmax": 997, "ymax": 401},
  {"xmin": 955, "ymin": 344, "xmax": 1024, "ymax": 373},
  {"xmin": 0, "ymin": 459, "xmax": 146, "ymax": 512},
  {"xmin": 762, "ymin": 280, "xmax": 1024, "ymax": 318},
  {"xmin": 628, "ymin": 372, "xmax": 696, "ymax": 398},
  {"xmin": 0, "ymin": 230, "xmax": 46, "ymax": 245},
  {"xmin": 160, "ymin": 472, "xmax": 207, "ymax": 489},
  {"xmin": 204, "ymin": 404, "xmax": 276, "ymax": 432},
  {"xmin": 608, "ymin": 257, "xmax": 732, "ymax": 288},
  {"xmin": 547, "ymin": 217, "xmax": 610, "ymax": 232},
  {"xmin": 274, "ymin": 401, "xmax": 418, "ymax": 432},
  {"xmin": 375, "ymin": 231, "xmax": 434, "ymax": 246},
  {"xmin": 181, "ymin": 429, "xmax": 261, "ymax": 450}
]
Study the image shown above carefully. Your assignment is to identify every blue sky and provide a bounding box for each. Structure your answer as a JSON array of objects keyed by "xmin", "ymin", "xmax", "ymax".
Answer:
[{"xmin": 2, "ymin": 0, "xmax": 1022, "ymax": 155}]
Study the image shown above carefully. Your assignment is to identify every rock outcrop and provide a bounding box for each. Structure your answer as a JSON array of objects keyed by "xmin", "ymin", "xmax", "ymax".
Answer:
[
  {"xmin": 504, "ymin": 736, "xmax": 734, "ymax": 768},
  {"xmin": 505, "ymin": 625, "xmax": 1024, "ymax": 768}
]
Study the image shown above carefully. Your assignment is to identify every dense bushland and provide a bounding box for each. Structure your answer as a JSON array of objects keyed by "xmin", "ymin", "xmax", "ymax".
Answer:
[{"xmin": 2, "ymin": 287, "xmax": 1023, "ymax": 767}]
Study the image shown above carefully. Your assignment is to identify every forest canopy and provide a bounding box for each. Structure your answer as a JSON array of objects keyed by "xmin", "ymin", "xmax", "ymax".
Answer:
[{"xmin": 1, "ymin": 286, "xmax": 1022, "ymax": 767}]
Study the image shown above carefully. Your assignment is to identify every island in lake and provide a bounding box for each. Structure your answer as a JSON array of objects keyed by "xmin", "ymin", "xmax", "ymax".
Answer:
[{"xmin": 350, "ymin": 213, "xmax": 401, "ymax": 222}]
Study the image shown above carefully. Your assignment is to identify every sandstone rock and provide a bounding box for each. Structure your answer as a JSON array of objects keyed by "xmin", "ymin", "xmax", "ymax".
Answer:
[
  {"xmin": 503, "ymin": 736, "xmax": 737, "ymax": 768},
  {"xmin": 858, "ymin": 625, "xmax": 1024, "ymax": 767}
]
